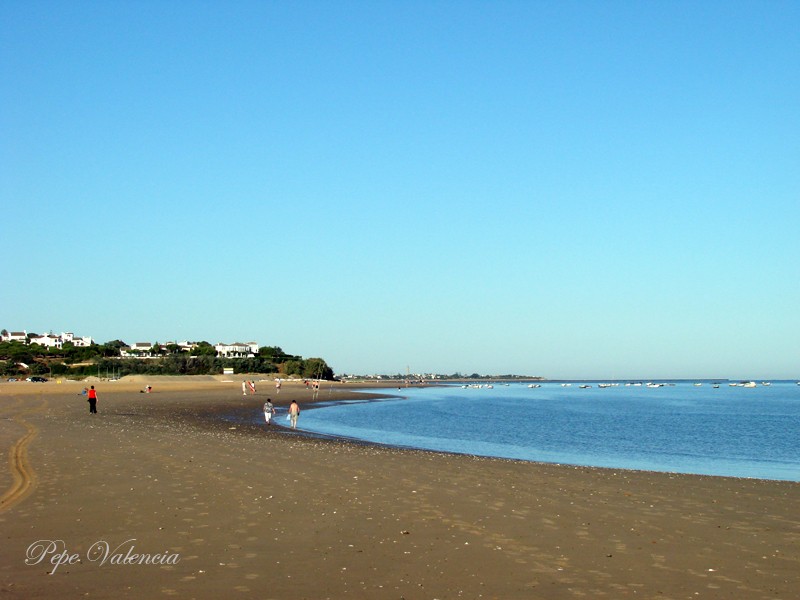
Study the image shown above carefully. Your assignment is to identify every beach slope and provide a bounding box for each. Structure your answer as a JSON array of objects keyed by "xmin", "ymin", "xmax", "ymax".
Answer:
[{"xmin": 1, "ymin": 379, "xmax": 798, "ymax": 599}]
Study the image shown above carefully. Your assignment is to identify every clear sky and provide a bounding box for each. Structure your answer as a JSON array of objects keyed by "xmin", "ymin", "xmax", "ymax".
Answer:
[{"xmin": 2, "ymin": 1, "xmax": 798, "ymax": 379}]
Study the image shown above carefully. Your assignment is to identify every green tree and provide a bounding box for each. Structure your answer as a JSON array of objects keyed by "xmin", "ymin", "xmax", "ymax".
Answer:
[
  {"xmin": 100, "ymin": 340, "xmax": 126, "ymax": 357},
  {"xmin": 29, "ymin": 362, "xmax": 48, "ymax": 375},
  {"xmin": 50, "ymin": 362, "xmax": 69, "ymax": 375},
  {"xmin": 0, "ymin": 341, "xmax": 34, "ymax": 364},
  {"xmin": 281, "ymin": 360, "xmax": 303, "ymax": 376},
  {"xmin": 0, "ymin": 360, "xmax": 17, "ymax": 376},
  {"xmin": 302, "ymin": 358, "xmax": 333, "ymax": 380},
  {"xmin": 259, "ymin": 346, "xmax": 283, "ymax": 359},
  {"xmin": 191, "ymin": 341, "xmax": 216, "ymax": 356}
]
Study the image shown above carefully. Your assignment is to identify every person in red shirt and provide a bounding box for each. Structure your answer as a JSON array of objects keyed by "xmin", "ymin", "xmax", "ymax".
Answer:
[{"xmin": 87, "ymin": 385, "xmax": 98, "ymax": 414}]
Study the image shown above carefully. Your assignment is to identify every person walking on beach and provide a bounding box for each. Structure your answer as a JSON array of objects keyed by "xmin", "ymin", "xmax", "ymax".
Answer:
[
  {"xmin": 248, "ymin": 380, "xmax": 256, "ymax": 394},
  {"xmin": 87, "ymin": 385, "xmax": 98, "ymax": 414},
  {"xmin": 288, "ymin": 399, "xmax": 300, "ymax": 429},
  {"xmin": 263, "ymin": 398, "xmax": 275, "ymax": 426},
  {"xmin": 242, "ymin": 381, "xmax": 247, "ymax": 396},
  {"xmin": 275, "ymin": 380, "xmax": 281, "ymax": 394}
]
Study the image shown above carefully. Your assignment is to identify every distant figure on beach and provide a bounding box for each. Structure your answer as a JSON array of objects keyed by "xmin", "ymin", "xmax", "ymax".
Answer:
[
  {"xmin": 248, "ymin": 380, "xmax": 256, "ymax": 394},
  {"xmin": 276, "ymin": 380, "xmax": 281, "ymax": 394},
  {"xmin": 87, "ymin": 385, "xmax": 98, "ymax": 414},
  {"xmin": 288, "ymin": 400, "xmax": 300, "ymax": 429},
  {"xmin": 263, "ymin": 398, "xmax": 275, "ymax": 425},
  {"xmin": 242, "ymin": 381, "xmax": 247, "ymax": 396}
]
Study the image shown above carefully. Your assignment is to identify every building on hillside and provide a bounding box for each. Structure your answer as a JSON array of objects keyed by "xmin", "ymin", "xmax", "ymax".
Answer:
[
  {"xmin": 29, "ymin": 333, "xmax": 63, "ymax": 348},
  {"xmin": 1, "ymin": 330, "xmax": 93, "ymax": 347},
  {"xmin": 62, "ymin": 332, "xmax": 94, "ymax": 347},
  {"xmin": 215, "ymin": 342, "xmax": 259, "ymax": 358},
  {"xmin": 164, "ymin": 341, "xmax": 198, "ymax": 353},
  {"xmin": 2, "ymin": 331, "xmax": 28, "ymax": 343},
  {"xmin": 120, "ymin": 342, "xmax": 155, "ymax": 358}
]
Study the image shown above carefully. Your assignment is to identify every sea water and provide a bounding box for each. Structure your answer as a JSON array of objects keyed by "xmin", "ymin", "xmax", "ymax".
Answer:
[{"xmin": 296, "ymin": 382, "xmax": 800, "ymax": 481}]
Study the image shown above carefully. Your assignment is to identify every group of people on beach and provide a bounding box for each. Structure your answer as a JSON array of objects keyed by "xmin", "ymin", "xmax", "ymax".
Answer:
[
  {"xmin": 80, "ymin": 382, "xmax": 301, "ymax": 429},
  {"xmin": 243, "ymin": 379, "xmax": 285, "ymax": 395},
  {"xmin": 263, "ymin": 398, "xmax": 300, "ymax": 429}
]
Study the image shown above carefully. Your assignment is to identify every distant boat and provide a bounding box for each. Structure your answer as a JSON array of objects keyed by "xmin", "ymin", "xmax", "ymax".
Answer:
[
  {"xmin": 761, "ymin": 382, "xmax": 771, "ymax": 386},
  {"xmin": 527, "ymin": 383, "xmax": 541, "ymax": 388},
  {"xmin": 694, "ymin": 383, "xmax": 703, "ymax": 386},
  {"xmin": 579, "ymin": 384, "xmax": 592, "ymax": 389},
  {"xmin": 742, "ymin": 381, "xmax": 757, "ymax": 388}
]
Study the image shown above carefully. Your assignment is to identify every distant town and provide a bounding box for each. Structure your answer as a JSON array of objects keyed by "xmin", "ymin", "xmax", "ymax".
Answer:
[
  {"xmin": 0, "ymin": 330, "xmax": 260, "ymax": 358},
  {"xmin": 0, "ymin": 328, "xmax": 332, "ymax": 380}
]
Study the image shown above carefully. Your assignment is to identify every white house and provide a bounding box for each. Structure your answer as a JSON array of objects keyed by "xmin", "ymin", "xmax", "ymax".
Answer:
[
  {"xmin": 164, "ymin": 341, "xmax": 198, "ymax": 353},
  {"xmin": 215, "ymin": 342, "xmax": 259, "ymax": 358},
  {"xmin": 29, "ymin": 334, "xmax": 63, "ymax": 348},
  {"xmin": 1, "ymin": 330, "xmax": 94, "ymax": 347},
  {"xmin": 62, "ymin": 332, "xmax": 94, "ymax": 347},
  {"xmin": 120, "ymin": 342, "xmax": 155, "ymax": 358},
  {"xmin": 3, "ymin": 331, "xmax": 28, "ymax": 343}
]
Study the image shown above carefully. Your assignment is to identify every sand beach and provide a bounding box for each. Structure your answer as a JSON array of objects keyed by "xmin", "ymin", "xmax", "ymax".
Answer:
[{"xmin": 1, "ymin": 377, "xmax": 798, "ymax": 599}]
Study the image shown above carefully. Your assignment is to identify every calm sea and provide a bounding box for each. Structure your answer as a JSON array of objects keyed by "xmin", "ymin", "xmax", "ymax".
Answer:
[{"xmin": 294, "ymin": 382, "xmax": 800, "ymax": 481}]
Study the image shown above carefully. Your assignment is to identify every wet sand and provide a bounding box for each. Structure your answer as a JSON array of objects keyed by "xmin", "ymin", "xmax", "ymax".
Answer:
[{"xmin": 1, "ymin": 377, "xmax": 798, "ymax": 599}]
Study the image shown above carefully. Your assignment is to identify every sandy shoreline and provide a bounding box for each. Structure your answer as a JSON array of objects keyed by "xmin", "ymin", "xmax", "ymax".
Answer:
[{"xmin": 1, "ymin": 378, "xmax": 798, "ymax": 599}]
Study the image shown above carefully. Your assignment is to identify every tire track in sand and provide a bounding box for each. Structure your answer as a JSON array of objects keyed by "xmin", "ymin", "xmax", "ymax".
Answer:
[{"xmin": 0, "ymin": 396, "xmax": 47, "ymax": 512}]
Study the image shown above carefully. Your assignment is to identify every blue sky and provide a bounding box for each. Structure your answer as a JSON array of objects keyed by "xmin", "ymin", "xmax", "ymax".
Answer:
[{"xmin": 2, "ymin": 1, "xmax": 798, "ymax": 379}]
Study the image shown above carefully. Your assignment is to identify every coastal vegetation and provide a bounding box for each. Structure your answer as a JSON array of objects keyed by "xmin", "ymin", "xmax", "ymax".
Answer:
[{"xmin": 0, "ymin": 340, "xmax": 333, "ymax": 380}]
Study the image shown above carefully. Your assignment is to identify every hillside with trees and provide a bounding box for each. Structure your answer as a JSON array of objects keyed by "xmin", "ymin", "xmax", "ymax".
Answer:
[{"xmin": 0, "ymin": 338, "xmax": 333, "ymax": 380}]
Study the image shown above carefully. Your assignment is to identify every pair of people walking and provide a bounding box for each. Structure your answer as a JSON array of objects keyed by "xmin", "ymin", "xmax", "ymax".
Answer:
[{"xmin": 263, "ymin": 399, "xmax": 300, "ymax": 429}]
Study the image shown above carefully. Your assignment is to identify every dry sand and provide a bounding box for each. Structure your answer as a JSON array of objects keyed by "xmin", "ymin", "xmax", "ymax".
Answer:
[{"xmin": 0, "ymin": 377, "xmax": 798, "ymax": 599}]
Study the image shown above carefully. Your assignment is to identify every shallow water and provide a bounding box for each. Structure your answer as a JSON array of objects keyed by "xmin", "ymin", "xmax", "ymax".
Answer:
[{"xmin": 293, "ymin": 382, "xmax": 800, "ymax": 481}]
